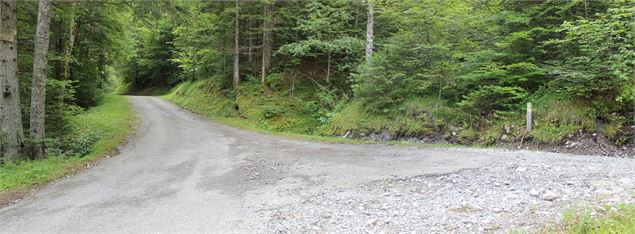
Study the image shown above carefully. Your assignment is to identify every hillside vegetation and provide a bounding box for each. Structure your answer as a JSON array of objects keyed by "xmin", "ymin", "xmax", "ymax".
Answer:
[
  {"xmin": 120, "ymin": 0, "xmax": 634, "ymax": 155},
  {"xmin": 0, "ymin": 95, "xmax": 135, "ymax": 193}
]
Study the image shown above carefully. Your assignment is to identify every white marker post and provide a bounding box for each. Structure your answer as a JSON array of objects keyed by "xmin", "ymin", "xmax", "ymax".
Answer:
[{"xmin": 526, "ymin": 102, "xmax": 532, "ymax": 131}]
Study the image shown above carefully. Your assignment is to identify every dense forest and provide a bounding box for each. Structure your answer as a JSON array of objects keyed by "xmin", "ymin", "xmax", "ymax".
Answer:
[
  {"xmin": 124, "ymin": 0, "xmax": 635, "ymax": 153},
  {"xmin": 1, "ymin": 0, "xmax": 634, "ymax": 164}
]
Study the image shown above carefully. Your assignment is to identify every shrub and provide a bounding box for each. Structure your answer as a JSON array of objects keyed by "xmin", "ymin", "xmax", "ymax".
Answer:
[
  {"xmin": 458, "ymin": 85, "xmax": 526, "ymax": 117},
  {"xmin": 66, "ymin": 130, "xmax": 104, "ymax": 157}
]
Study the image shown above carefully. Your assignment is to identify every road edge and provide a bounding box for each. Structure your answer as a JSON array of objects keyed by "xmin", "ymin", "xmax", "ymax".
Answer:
[{"xmin": 0, "ymin": 96, "xmax": 140, "ymax": 208}]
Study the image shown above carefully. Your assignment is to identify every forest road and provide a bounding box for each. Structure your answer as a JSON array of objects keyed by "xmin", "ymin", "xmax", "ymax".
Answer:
[{"xmin": 1, "ymin": 96, "xmax": 634, "ymax": 233}]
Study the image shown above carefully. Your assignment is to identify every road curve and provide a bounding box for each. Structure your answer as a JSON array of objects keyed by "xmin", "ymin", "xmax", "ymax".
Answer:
[{"xmin": 1, "ymin": 96, "xmax": 634, "ymax": 233}]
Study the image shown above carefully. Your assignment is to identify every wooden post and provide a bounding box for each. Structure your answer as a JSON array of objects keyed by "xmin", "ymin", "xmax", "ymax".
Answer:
[{"xmin": 526, "ymin": 102, "xmax": 532, "ymax": 131}]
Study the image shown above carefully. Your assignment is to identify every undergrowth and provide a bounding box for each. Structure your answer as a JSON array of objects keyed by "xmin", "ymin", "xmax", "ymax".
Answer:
[
  {"xmin": 548, "ymin": 204, "xmax": 635, "ymax": 233},
  {"xmin": 162, "ymin": 77, "xmax": 631, "ymax": 147},
  {"xmin": 0, "ymin": 95, "xmax": 135, "ymax": 192}
]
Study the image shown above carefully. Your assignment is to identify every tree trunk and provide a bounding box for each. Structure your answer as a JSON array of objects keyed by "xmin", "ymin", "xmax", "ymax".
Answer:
[
  {"xmin": 326, "ymin": 53, "xmax": 331, "ymax": 84},
  {"xmin": 29, "ymin": 0, "xmax": 53, "ymax": 160},
  {"xmin": 0, "ymin": 0, "xmax": 24, "ymax": 162},
  {"xmin": 365, "ymin": 1, "xmax": 374, "ymax": 63},
  {"xmin": 261, "ymin": 2, "xmax": 273, "ymax": 89},
  {"xmin": 233, "ymin": 0, "xmax": 240, "ymax": 91},
  {"xmin": 220, "ymin": 1, "xmax": 227, "ymax": 77},
  {"xmin": 247, "ymin": 16, "xmax": 252, "ymax": 69},
  {"xmin": 62, "ymin": 1, "xmax": 77, "ymax": 81}
]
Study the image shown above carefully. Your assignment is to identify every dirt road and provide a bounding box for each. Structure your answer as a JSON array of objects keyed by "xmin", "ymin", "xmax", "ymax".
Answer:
[{"xmin": 1, "ymin": 96, "xmax": 634, "ymax": 233}]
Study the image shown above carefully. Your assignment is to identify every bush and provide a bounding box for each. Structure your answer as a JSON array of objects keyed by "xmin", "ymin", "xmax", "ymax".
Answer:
[
  {"xmin": 354, "ymin": 34, "xmax": 450, "ymax": 113},
  {"xmin": 458, "ymin": 85, "xmax": 526, "ymax": 117},
  {"xmin": 45, "ymin": 80, "xmax": 82, "ymax": 138},
  {"xmin": 66, "ymin": 130, "xmax": 104, "ymax": 157}
]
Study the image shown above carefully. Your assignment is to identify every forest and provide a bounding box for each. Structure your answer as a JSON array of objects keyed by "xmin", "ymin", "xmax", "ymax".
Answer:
[
  {"xmin": 1, "ymin": 0, "xmax": 635, "ymax": 232},
  {"xmin": 1, "ymin": 0, "xmax": 634, "ymax": 163}
]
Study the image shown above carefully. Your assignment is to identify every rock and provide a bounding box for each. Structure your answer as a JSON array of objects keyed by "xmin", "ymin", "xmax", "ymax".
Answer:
[
  {"xmin": 619, "ymin": 178, "xmax": 631, "ymax": 185},
  {"xmin": 566, "ymin": 142, "xmax": 579, "ymax": 149},
  {"xmin": 529, "ymin": 189, "xmax": 540, "ymax": 197},
  {"xmin": 540, "ymin": 190, "xmax": 560, "ymax": 201},
  {"xmin": 379, "ymin": 128, "xmax": 391, "ymax": 141},
  {"xmin": 367, "ymin": 218, "xmax": 378, "ymax": 227},
  {"xmin": 343, "ymin": 130, "xmax": 353, "ymax": 139}
]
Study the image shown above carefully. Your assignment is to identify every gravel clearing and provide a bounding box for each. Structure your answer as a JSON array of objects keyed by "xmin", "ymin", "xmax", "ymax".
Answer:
[
  {"xmin": 1, "ymin": 96, "xmax": 634, "ymax": 233},
  {"xmin": 257, "ymin": 153, "xmax": 635, "ymax": 233}
]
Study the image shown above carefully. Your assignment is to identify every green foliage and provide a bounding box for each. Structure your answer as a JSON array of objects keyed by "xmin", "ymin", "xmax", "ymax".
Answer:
[
  {"xmin": 546, "ymin": 6, "xmax": 635, "ymax": 115},
  {"xmin": 560, "ymin": 204, "xmax": 635, "ymax": 234},
  {"xmin": 65, "ymin": 130, "xmax": 104, "ymax": 157},
  {"xmin": 458, "ymin": 128, "xmax": 478, "ymax": 144},
  {"xmin": 458, "ymin": 86, "xmax": 526, "ymax": 117},
  {"xmin": 0, "ymin": 95, "xmax": 134, "ymax": 191},
  {"xmin": 164, "ymin": 79, "xmax": 325, "ymax": 134},
  {"xmin": 124, "ymin": 18, "xmax": 180, "ymax": 89},
  {"xmin": 8, "ymin": 1, "xmax": 129, "ymax": 163},
  {"xmin": 327, "ymin": 97, "xmax": 449, "ymax": 138},
  {"xmin": 531, "ymin": 99, "xmax": 597, "ymax": 144},
  {"xmin": 354, "ymin": 41, "xmax": 448, "ymax": 112},
  {"xmin": 602, "ymin": 114, "xmax": 630, "ymax": 145},
  {"xmin": 171, "ymin": 2, "xmax": 220, "ymax": 83},
  {"xmin": 114, "ymin": 0, "xmax": 634, "ymax": 148},
  {"xmin": 45, "ymin": 80, "xmax": 81, "ymax": 138}
]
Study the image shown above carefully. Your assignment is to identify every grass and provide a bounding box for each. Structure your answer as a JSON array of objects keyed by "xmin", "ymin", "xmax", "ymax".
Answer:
[
  {"xmin": 326, "ymin": 97, "xmax": 451, "ymax": 137},
  {"xmin": 530, "ymin": 99, "xmax": 597, "ymax": 144},
  {"xmin": 0, "ymin": 95, "xmax": 136, "ymax": 193},
  {"xmin": 547, "ymin": 204, "xmax": 635, "ymax": 233},
  {"xmin": 162, "ymin": 79, "xmax": 459, "ymax": 148},
  {"xmin": 164, "ymin": 77, "xmax": 618, "ymax": 148}
]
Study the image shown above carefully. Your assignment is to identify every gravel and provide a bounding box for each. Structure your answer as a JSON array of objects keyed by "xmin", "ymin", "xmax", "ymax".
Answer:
[{"xmin": 256, "ymin": 157, "xmax": 635, "ymax": 233}]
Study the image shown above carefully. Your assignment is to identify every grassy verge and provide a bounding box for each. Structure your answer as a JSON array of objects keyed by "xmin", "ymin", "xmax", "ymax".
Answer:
[
  {"xmin": 546, "ymin": 204, "xmax": 635, "ymax": 233},
  {"xmin": 0, "ymin": 95, "xmax": 136, "ymax": 193},
  {"xmin": 161, "ymin": 80, "xmax": 460, "ymax": 148}
]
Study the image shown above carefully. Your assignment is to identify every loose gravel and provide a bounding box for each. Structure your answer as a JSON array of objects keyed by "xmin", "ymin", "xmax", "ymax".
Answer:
[{"xmin": 256, "ymin": 153, "xmax": 635, "ymax": 233}]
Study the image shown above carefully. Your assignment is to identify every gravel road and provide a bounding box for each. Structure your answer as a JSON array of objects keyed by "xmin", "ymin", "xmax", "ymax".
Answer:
[{"xmin": 1, "ymin": 96, "xmax": 634, "ymax": 233}]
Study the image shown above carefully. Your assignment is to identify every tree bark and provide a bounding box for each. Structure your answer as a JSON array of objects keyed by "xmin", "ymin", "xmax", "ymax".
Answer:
[
  {"xmin": 326, "ymin": 52, "xmax": 331, "ymax": 84},
  {"xmin": 0, "ymin": 0, "xmax": 24, "ymax": 162},
  {"xmin": 29, "ymin": 0, "xmax": 53, "ymax": 159},
  {"xmin": 261, "ymin": 2, "xmax": 273, "ymax": 89},
  {"xmin": 365, "ymin": 1, "xmax": 374, "ymax": 63},
  {"xmin": 62, "ymin": 1, "xmax": 77, "ymax": 81},
  {"xmin": 233, "ymin": 0, "xmax": 240, "ymax": 91},
  {"xmin": 247, "ymin": 15, "xmax": 252, "ymax": 69},
  {"xmin": 220, "ymin": 1, "xmax": 227, "ymax": 77}
]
